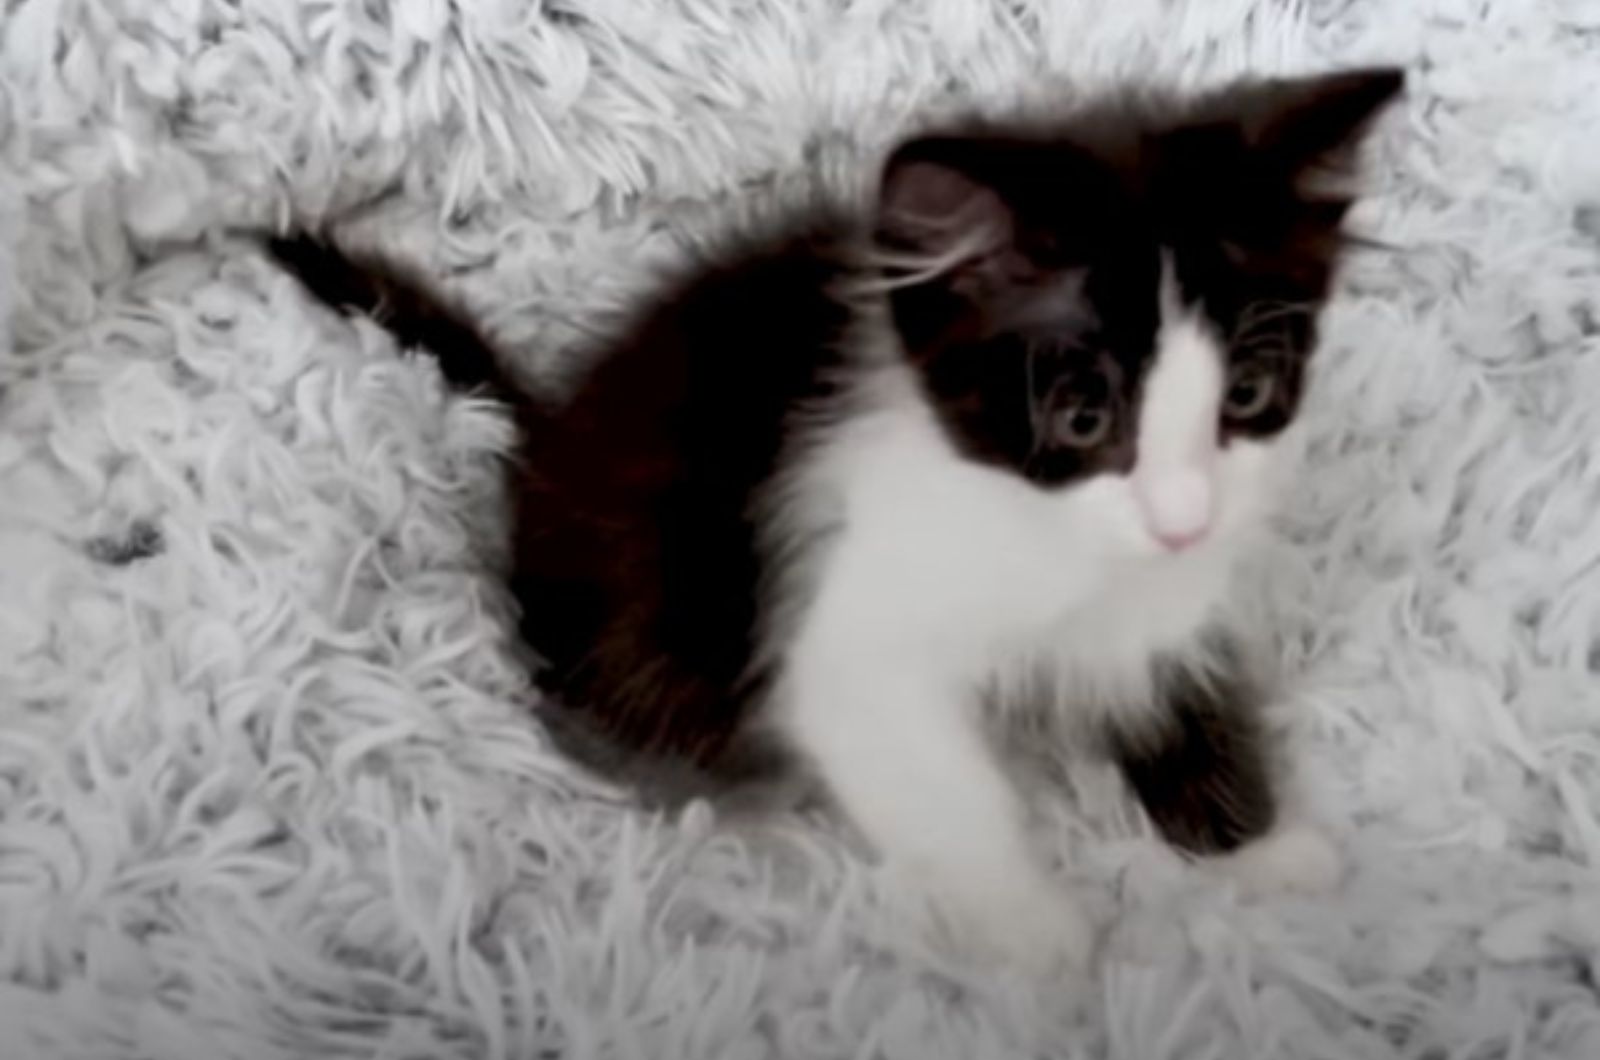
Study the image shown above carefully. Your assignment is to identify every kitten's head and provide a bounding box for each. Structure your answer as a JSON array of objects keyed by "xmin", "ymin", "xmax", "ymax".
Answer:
[{"xmin": 874, "ymin": 68, "xmax": 1403, "ymax": 556}]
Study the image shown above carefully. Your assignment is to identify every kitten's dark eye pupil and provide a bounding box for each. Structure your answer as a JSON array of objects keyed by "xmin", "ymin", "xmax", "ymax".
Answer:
[
  {"xmin": 1051, "ymin": 401, "xmax": 1111, "ymax": 448},
  {"xmin": 1224, "ymin": 366, "xmax": 1275, "ymax": 420}
]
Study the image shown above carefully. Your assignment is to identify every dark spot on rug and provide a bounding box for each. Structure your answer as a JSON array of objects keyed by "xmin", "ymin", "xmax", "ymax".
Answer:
[
  {"xmin": 85, "ymin": 520, "xmax": 164, "ymax": 566},
  {"xmin": 250, "ymin": 823, "xmax": 292, "ymax": 851},
  {"xmin": 1565, "ymin": 953, "xmax": 1600, "ymax": 998},
  {"xmin": 544, "ymin": 5, "xmax": 584, "ymax": 28},
  {"xmin": 1576, "ymin": 203, "xmax": 1600, "ymax": 243},
  {"xmin": 1522, "ymin": 829, "xmax": 1566, "ymax": 857},
  {"xmin": 1574, "ymin": 302, "xmax": 1598, "ymax": 337}
]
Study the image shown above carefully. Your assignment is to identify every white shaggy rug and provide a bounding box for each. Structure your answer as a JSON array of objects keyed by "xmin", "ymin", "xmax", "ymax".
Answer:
[{"xmin": 4, "ymin": 1, "xmax": 1600, "ymax": 1057}]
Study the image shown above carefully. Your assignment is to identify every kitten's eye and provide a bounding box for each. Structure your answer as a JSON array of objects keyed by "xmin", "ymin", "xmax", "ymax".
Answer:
[
  {"xmin": 1050, "ymin": 397, "xmax": 1113, "ymax": 449},
  {"xmin": 1223, "ymin": 364, "xmax": 1276, "ymax": 421}
]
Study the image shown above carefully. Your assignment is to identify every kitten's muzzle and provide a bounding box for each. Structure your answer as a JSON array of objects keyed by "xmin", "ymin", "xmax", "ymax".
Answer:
[{"xmin": 1135, "ymin": 466, "xmax": 1214, "ymax": 552}]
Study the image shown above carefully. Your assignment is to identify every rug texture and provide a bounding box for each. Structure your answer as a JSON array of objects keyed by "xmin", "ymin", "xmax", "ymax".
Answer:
[{"xmin": 4, "ymin": 0, "xmax": 1600, "ymax": 1057}]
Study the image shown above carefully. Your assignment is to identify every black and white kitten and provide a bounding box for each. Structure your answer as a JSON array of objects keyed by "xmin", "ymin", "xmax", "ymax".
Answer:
[{"xmin": 265, "ymin": 68, "xmax": 1403, "ymax": 971}]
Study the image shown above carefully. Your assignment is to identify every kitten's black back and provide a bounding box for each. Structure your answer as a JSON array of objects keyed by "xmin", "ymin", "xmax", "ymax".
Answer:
[
  {"xmin": 265, "ymin": 228, "xmax": 855, "ymax": 764},
  {"xmin": 506, "ymin": 230, "xmax": 854, "ymax": 762}
]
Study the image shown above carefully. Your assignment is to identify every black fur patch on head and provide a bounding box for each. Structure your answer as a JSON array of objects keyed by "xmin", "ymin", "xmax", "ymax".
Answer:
[{"xmin": 876, "ymin": 68, "xmax": 1404, "ymax": 487}]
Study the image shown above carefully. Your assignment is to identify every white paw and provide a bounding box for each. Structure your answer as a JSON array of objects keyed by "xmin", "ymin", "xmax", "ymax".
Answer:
[
  {"xmin": 921, "ymin": 872, "xmax": 1096, "ymax": 976},
  {"xmin": 1221, "ymin": 824, "xmax": 1345, "ymax": 898}
]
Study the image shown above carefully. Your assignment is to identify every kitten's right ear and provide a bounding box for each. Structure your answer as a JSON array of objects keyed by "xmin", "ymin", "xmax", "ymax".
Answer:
[
  {"xmin": 1241, "ymin": 67, "xmax": 1406, "ymax": 188},
  {"xmin": 876, "ymin": 145, "xmax": 1014, "ymax": 275}
]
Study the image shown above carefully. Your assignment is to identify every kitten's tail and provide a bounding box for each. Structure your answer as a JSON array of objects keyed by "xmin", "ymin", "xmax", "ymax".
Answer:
[{"xmin": 262, "ymin": 231, "xmax": 517, "ymax": 402}]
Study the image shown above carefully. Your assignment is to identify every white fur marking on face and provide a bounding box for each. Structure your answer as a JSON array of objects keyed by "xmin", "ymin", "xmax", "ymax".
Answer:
[{"xmin": 1134, "ymin": 263, "xmax": 1227, "ymax": 549}]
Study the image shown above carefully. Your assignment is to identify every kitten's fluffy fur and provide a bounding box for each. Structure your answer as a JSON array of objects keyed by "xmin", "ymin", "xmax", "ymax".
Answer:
[{"xmin": 265, "ymin": 68, "xmax": 1404, "ymax": 970}]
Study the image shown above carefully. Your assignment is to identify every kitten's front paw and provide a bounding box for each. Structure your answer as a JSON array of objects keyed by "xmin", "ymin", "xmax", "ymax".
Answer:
[
  {"xmin": 924, "ymin": 874, "xmax": 1096, "ymax": 976},
  {"xmin": 1221, "ymin": 823, "xmax": 1344, "ymax": 898}
]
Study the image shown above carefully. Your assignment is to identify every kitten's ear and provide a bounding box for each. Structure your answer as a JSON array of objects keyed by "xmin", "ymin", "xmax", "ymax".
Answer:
[
  {"xmin": 876, "ymin": 148, "xmax": 1014, "ymax": 269},
  {"xmin": 1240, "ymin": 67, "xmax": 1405, "ymax": 184}
]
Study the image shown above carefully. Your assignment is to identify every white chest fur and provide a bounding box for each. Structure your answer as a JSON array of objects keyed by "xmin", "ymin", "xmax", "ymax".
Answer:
[
  {"xmin": 762, "ymin": 363, "xmax": 1276, "ymax": 970},
  {"xmin": 779, "ymin": 365, "xmax": 1245, "ymax": 722}
]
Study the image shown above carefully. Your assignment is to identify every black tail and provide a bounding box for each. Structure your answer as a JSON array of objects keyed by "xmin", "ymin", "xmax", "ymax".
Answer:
[{"xmin": 263, "ymin": 231, "xmax": 514, "ymax": 400}]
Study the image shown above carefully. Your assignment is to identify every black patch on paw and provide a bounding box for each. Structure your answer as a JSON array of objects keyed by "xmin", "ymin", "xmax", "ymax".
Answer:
[
  {"xmin": 86, "ymin": 521, "xmax": 164, "ymax": 566},
  {"xmin": 1108, "ymin": 639, "xmax": 1277, "ymax": 855}
]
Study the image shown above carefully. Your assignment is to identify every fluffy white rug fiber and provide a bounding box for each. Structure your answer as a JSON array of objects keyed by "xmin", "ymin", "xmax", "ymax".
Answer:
[{"xmin": 4, "ymin": 1, "xmax": 1600, "ymax": 1057}]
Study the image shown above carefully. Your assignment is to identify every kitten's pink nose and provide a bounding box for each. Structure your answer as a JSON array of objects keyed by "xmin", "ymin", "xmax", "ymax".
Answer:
[
  {"xmin": 1153, "ymin": 525, "xmax": 1208, "ymax": 552},
  {"xmin": 1136, "ymin": 468, "xmax": 1214, "ymax": 552}
]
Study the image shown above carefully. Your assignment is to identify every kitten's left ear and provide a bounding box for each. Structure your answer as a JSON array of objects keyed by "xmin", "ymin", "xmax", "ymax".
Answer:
[
  {"xmin": 1240, "ymin": 67, "xmax": 1405, "ymax": 184},
  {"xmin": 875, "ymin": 144, "xmax": 1015, "ymax": 272}
]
